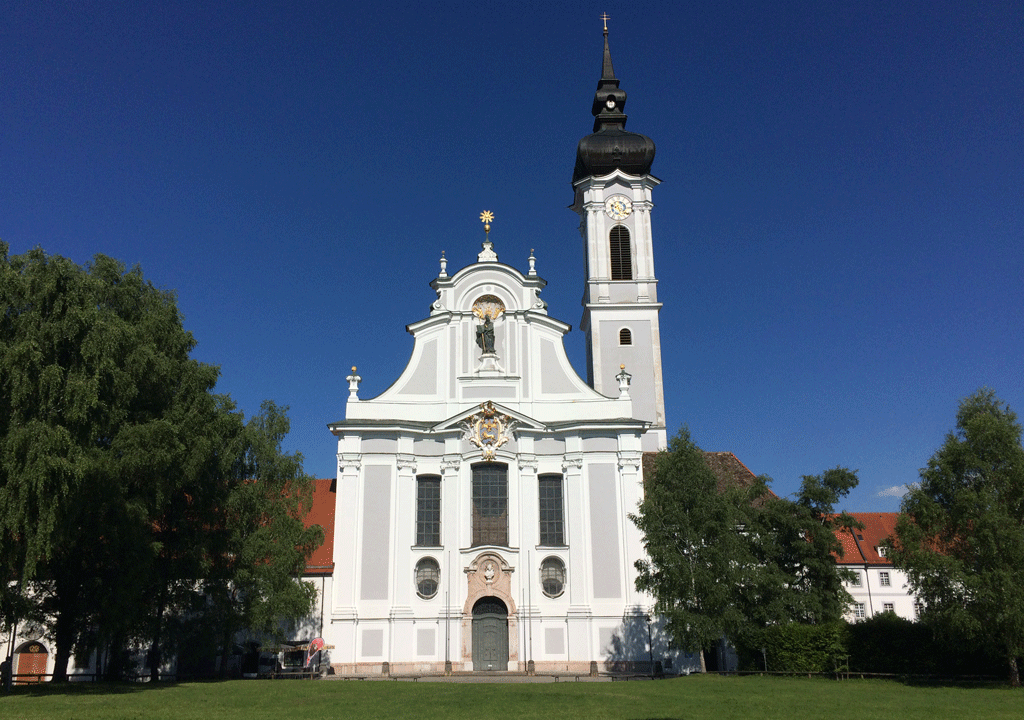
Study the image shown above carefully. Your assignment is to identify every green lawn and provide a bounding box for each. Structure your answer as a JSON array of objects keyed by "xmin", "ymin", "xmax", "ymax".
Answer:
[{"xmin": 2, "ymin": 675, "xmax": 1020, "ymax": 720}]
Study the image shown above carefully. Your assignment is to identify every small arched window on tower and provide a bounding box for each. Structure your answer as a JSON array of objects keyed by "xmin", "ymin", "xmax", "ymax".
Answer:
[
  {"xmin": 619, "ymin": 328, "xmax": 632, "ymax": 346},
  {"xmin": 609, "ymin": 225, "xmax": 632, "ymax": 280}
]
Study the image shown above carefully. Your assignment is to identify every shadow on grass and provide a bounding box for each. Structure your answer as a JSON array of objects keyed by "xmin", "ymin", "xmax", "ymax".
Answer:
[
  {"xmin": 897, "ymin": 678, "xmax": 1010, "ymax": 690},
  {"xmin": 4, "ymin": 679, "xmax": 236, "ymax": 697}
]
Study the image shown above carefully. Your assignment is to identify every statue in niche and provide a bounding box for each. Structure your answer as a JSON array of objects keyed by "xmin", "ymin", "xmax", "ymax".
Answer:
[{"xmin": 476, "ymin": 315, "xmax": 496, "ymax": 354}]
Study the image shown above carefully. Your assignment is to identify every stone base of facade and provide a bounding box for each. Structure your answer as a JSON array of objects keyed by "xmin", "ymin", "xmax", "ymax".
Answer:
[{"xmin": 328, "ymin": 660, "xmax": 666, "ymax": 677}]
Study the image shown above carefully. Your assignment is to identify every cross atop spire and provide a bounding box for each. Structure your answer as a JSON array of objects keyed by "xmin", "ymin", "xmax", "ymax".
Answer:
[{"xmin": 590, "ymin": 21, "xmax": 626, "ymax": 130}]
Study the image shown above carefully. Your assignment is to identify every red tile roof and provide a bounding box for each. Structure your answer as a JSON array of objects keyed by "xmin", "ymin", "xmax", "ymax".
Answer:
[
  {"xmin": 642, "ymin": 450, "xmax": 770, "ymax": 496},
  {"xmin": 302, "ymin": 478, "xmax": 335, "ymax": 575},
  {"xmin": 834, "ymin": 512, "xmax": 898, "ymax": 565}
]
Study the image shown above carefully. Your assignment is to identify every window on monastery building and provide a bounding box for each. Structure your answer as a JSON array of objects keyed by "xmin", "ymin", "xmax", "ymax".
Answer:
[
  {"xmin": 849, "ymin": 572, "xmax": 862, "ymax": 587},
  {"xmin": 854, "ymin": 602, "xmax": 866, "ymax": 619},
  {"xmin": 883, "ymin": 603, "xmax": 894, "ymax": 613},
  {"xmin": 541, "ymin": 557, "xmax": 566, "ymax": 598},
  {"xmin": 619, "ymin": 328, "xmax": 632, "ymax": 346},
  {"xmin": 609, "ymin": 225, "xmax": 632, "ymax": 280},
  {"xmin": 875, "ymin": 545, "xmax": 887, "ymax": 558},
  {"xmin": 472, "ymin": 464, "xmax": 508, "ymax": 547},
  {"xmin": 416, "ymin": 475, "xmax": 441, "ymax": 547},
  {"xmin": 415, "ymin": 557, "xmax": 440, "ymax": 599},
  {"xmin": 538, "ymin": 474, "xmax": 565, "ymax": 546},
  {"xmin": 914, "ymin": 601, "xmax": 924, "ymax": 617},
  {"xmin": 879, "ymin": 571, "xmax": 891, "ymax": 587}
]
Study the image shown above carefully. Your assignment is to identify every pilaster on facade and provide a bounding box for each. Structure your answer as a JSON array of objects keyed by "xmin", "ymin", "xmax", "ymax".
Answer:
[
  {"xmin": 338, "ymin": 452, "xmax": 362, "ymax": 474},
  {"xmin": 396, "ymin": 454, "xmax": 417, "ymax": 474},
  {"xmin": 561, "ymin": 453, "xmax": 585, "ymax": 474},
  {"xmin": 616, "ymin": 451, "xmax": 642, "ymax": 472},
  {"xmin": 441, "ymin": 454, "xmax": 462, "ymax": 474},
  {"xmin": 518, "ymin": 454, "xmax": 538, "ymax": 472}
]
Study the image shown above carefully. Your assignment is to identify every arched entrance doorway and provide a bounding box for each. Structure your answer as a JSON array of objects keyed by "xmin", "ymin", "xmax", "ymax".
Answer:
[
  {"xmin": 14, "ymin": 640, "xmax": 48, "ymax": 684},
  {"xmin": 472, "ymin": 597, "xmax": 508, "ymax": 671}
]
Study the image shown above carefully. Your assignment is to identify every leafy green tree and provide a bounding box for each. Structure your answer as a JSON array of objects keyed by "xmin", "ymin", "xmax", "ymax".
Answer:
[
  {"xmin": 205, "ymin": 401, "xmax": 323, "ymax": 676},
  {"xmin": 631, "ymin": 429, "xmax": 757, "ymax": 669},
  {"xmin": 890, "ymin": 388, "xmax": 1024, "ymax": 687},
  {"xmin": 1, "ymin": 245, "xmax": 322, "ymax": 680},
  {"xmin": 631, "ymin": 428, "xmax": 858, "ymax": 668},
  {"xmin": 0, "ymin": 244, "xmax": 220, "ymax": 679},
  {"xmin": 743, "ymin": 468, "xmax": 860, "ymax": 628}
]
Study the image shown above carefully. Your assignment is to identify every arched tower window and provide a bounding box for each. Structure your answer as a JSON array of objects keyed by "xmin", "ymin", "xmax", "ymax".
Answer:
[
  {"xmin": 619, "ymin": 328, "xmax": 632, "ymax": 346},
  {"xmin": 609, "ymin": 225, "xmax": 632, "ymax": 280}
]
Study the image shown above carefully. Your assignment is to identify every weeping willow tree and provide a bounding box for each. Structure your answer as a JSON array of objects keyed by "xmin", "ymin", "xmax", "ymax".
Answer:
[{"xmin": 0, "ymin": 244, "xmax": 320, "ymax": 680}]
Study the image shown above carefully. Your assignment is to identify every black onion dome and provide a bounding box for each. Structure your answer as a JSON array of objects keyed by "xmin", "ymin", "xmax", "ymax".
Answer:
[{"xmin": 572, "ymin": 28, "xmax": 655, "ymax": 184}]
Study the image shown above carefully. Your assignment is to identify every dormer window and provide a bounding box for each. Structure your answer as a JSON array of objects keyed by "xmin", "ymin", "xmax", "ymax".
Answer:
[{"xmin": 876, "ymin": 546, "xmax": 887, "ymax": 558}]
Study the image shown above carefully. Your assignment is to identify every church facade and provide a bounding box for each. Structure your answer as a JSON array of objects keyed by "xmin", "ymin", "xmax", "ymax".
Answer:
[{"xmin": 322, "ymin": 29, "xmax": 687, "ymax": 675}]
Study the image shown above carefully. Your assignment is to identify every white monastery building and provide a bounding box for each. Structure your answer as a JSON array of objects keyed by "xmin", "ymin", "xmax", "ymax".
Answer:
[
  {"xmin": 322, "ymin": 28, "xmax": 676, "ymax": 675},
  {"xmin": 836, "ymin": 513, "xmax": 921, "ymax": 623}
]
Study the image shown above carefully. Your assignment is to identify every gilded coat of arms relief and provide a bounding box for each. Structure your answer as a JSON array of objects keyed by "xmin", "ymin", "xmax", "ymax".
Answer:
[{"xmin": 460, "ymin": 401, "xmax": 518, "ymax": 461}]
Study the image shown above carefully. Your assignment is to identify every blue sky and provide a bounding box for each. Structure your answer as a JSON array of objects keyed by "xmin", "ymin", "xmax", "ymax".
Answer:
[{"xmin": 3, "ymin": 1, "xmax": 1021, "ymax": 512}]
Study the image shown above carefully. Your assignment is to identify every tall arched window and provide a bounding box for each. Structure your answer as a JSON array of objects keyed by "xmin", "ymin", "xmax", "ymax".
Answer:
[
  {"xmin": 415, "ymin": 475, "xmax": 441, "ymax": 547},
  {"xmin": 472, "ymin": 463, "xmax": 508, "ymax": 547},
  {"xmin": 538, "ymin": 474, "xmax": 565, "ymax": 546},
  {"xmin": 609, "ymin": 225, "xmax": 632, "ymax": 280}
]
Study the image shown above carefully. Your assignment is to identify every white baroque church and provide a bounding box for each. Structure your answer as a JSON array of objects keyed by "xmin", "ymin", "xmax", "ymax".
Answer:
[{"xmin": 321, "ymin": 28, "xmax": 686, "ymax": 675}]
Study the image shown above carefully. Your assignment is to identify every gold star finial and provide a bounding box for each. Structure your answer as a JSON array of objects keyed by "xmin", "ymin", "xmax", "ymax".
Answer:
[
  {"xmin": 601, "ymin": 12, "xmax": 610, "ymax": 32},
  {"xmin": 480, "ymin": 210, "xmax": 494, "ymax": 236}
]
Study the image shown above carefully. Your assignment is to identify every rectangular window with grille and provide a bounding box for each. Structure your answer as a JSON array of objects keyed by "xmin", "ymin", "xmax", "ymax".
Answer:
[
  {"xmin": 472, "ymin": 464, "xmax": 508, "ymax": 547},
  {"xmin": 879, "ymin": 571, "xmax": 891, "ymax": 587},
  {"xmin": 854, "ymin": 602, "xmax": 866, "ymax": 619},
  {"xmin": 416, "ymin": 476, "xmax": 441, "ymax": 547},
  {"xmin": 538, "ymin": 474, "xmax": 565, "ymax": 547},
  {"xmin": 883, "ymin": 603, "xmax": 894, "ymax": 613}
]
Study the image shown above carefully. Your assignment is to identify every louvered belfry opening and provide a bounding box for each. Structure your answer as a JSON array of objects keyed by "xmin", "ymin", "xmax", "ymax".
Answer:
[
  {"xmin": 472, "ymin": 463, "xmax": 508, "ymax": 547},
  {"xmin": 619, "ymin": 328, "xmax": 632, "ymax": 345},
  {"xmin": 609, "ymin": 225, "xmax": 632, "ymax": 280}
]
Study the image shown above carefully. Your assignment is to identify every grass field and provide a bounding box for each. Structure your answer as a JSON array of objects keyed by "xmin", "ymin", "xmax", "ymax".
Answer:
[{"xmin": 2, "ymin": 675, "xmax": 1020, "ymax": 720}]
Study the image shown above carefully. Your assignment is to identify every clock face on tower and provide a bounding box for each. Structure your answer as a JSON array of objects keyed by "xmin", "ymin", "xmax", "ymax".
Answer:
[{"xmin": 604, "ymin": 195, "xmax": 632, "ymax": 220}]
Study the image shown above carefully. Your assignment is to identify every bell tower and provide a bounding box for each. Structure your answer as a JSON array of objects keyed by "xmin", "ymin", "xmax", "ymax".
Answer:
[{"xmin": 571, "ymin": 24, "xmax": 666, "ymax": 450}]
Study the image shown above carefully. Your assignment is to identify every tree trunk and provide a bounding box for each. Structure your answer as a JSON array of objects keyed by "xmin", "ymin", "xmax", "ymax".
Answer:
[
  {"xmin": 699, "ymin": 648, "xmax": 708, "ymax": 674},
  {"xmin": 149, "ymin": 591, "xmax": 166, "ymax": 682},
  {"xmin": 1009, "ymin": 655, "xmax": 1020, "ymax": 688},
  {"xmin": 219, "ymin": 626, "xmax": 234, "ymax": 679},
  {"xmin": 105, "ymin": 636, "xmax": 125, "ymax": 681},
  {"xmin": 50, "ymin": 583, "xmax": 79, "ymax": 682},
  {"xmin": 50, "ymin": 628, "xmax": 73, "ymax": 682}
]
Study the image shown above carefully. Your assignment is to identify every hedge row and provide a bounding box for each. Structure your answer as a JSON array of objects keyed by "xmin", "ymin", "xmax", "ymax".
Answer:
[{"xmin": 736, "ymin": 614, "xmax": 1005, "ymax": 676}]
